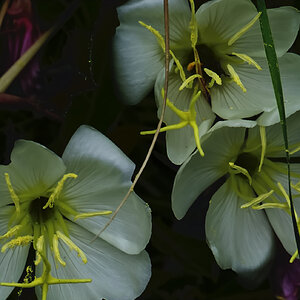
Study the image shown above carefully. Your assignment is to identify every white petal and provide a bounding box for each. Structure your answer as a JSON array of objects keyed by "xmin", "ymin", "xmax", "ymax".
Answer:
[
  {"xmin": 63, "ymin": 186, "xmax": 151, "ymax": 255},
  {"xmin": 262, "ymin": 163, "xmax": 300, "ymax": 256},
  {"xmin": 233, "ymin": 6, "xmax": 300, "ymax": 58},
  {"xmin": 62, "ymin": 125, "xmax": 135, "ymax": 190},
  {"xmin": 257, "ymin": 53, "xmax": 300, "ymax": 127},
  {"xmin": 206, "ymin": 178, "xmax": 274, "ymax": 273},
  {"xmin": 254, "ymin": 111, "xmax": 300, "ymax": 157},
  {"xmin": 0, "ymin": 140, "xmax": 66, "ymax": 204},
  {"xmin": 172, "ymin": 126, "xmax": 245, "ymax": 219},
  {"xmin": 209, "ymin": 119, "xmax": 257, "ymax": 132},
  {"xmin": 0, "ymin": 206, "xmax": 30, "ymax": 300},
  {"xmin": 36, "ymin": 222, "xmax": 151, "ymax": 300},
  {"xmin": 211, "ymin": 58, "xmax": 276, "ymax": 119},
  {"xmin": 196, "ymin": 0, "xmax": 257, "ymax": 48},
  {"xmin": 114, "ymin": 0, "xmax": 191, "ymax": 104},
  {"xmin": 155, "ymin": 68, "xmax": 215, "ymax": 165}
]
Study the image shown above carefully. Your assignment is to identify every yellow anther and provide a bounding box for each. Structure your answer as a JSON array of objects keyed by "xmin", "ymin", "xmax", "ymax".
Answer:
[
  {"xmin": 170, "ymin": 49, "xmax": 187, "ymax": 82},
  {"xmin": 1, "ymin": 235, "xmax": 33, "ymax": 253},
  {"xmin": 227, "ymin": 64, "xmax": 246, "ymax": 92},
  {"xmin": 188, "ymin": 0, "xmax": 198, "ymax": 47},
  {"xmin": 277, "ymin": 182, "xmax": 292, "ymax": 208},
  {"xmin": 56, "ymin": 231, "xmax": 87, "ymax": 264},
  {"xmin": 138, "ymin": 21, "xmax": 165, "ymax": 51},
  {"xmin": 228, "ymin": 12, "xmax": 262, "ymax": 46},
  {"xmin": 0, "ymin": 225, "xmax": 22, "ymax": 240},
  {"xmin": 141, "ymin": 89, "xmax": 205, "ymax": 156},
  {"xmin": 258, "ymin": 126, "xmax": 266, "ymax": 172},
  {"xmin": 4, "ymin": 172, "xmax": 20, "ymax": 215},
  {"xmin": 232, "ymin": 52, "xmax": 262, "ymax": 70},
  {"xmin": 53, "ymin": 234, "xmax": 66, "ymax": 267},
  {"xmin": 43, "ymin": 173, "xmax": 77, "ymax": 209},
  {"xmin": 203, "ymin": 68, "xmax": 222, "ymax": 85},
  {"xmin": 229, "ymin": 162, "xmax": 252, "ymax": 185},
  {"xmin": 74, "ymin": 210, "xmax": 112, "ymax": 221},
  {"xmin": 240, "ymin": 189, "xmax": 274, "ymax": 209},
  {"xmin": 187, "ymin": 61, "xmax": 196, "ymax": 72},
  {"xmin": 34, "ymin": 252, "xmax": 42, "ymax": 266},
  {"xmin": 24, "ymin": 266, "xmax": 33, "ymax": 284},
  {"xmin": 179, "ymin": 74, "xmax": 202, "ymax": 90}
]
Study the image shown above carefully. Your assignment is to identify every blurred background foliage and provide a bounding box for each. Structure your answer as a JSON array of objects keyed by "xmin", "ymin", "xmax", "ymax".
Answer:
[{"xmin": 0, "ymin": 0, "xmax": 299, "ymax": 299}]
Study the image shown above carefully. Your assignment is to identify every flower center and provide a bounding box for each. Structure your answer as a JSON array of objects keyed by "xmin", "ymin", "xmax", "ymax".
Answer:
[{"xmin": 234, "ymin": 152, "xmax": 260, "ymax": 177}]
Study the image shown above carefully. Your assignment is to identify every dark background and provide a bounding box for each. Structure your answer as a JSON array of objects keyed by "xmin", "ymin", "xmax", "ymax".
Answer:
[{"xmin": 1, "ymin": 0, "xmax": 299, "ymax": 299}]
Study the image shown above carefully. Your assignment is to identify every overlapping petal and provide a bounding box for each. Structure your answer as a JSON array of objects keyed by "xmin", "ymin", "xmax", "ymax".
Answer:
[
  {"xmin": 0, "ymin": 206, "xmax": 30, "ymax": 300},
  {"xmin": 36, "ymin": 222, "xmax": 151, "ymax": 300},
  {"xmin": 114, "ymin": 0, "xmax": 191, "ymax": 104},
  {"xmin": 205, "ymin": 177, "xmax": 274, "ymax": 273},
  {"xmin": 0, "ymin": 140, "xmax": 66, "ymax": 205},
  {"xmin": 63, "ymin": 186, "xmax": 151, "ymax": 255},
  {"xmin": 172, "ymin": 126, "xmax": 245, "ymax": 219}
]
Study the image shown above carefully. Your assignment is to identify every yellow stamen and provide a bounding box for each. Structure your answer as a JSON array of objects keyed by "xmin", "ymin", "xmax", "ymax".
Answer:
[
  {"xmin": 34, "ymin": 252, "xmax": 42, "ymax": 266},
  {"xmin": 241, "ymin": 189, "xmax": 274, "ymax": 209},
  {"xmin": 141, "ymin": 89, "xmax": 205, "ymax": 156},
  {"xmin": 187, "ymin": 61, "xmax": 196, "ymax": 72},
  {"xmin": 228, "ymin": 12, "xmax": 262, "ymax": 46},
  {"xmin": 43, "ymin": 173, "xmax": 77, "ymax": 209},
  {"xmin": 0, "ymin": 225, "xmax": 22, "ymax": 240},
  {"xmin": 56, "ymin": 231, "xmax": 87, "ymax": 264},
  {"xmin": 138, "ymin": 20, "xmax": 187, "ymax": 82},
  {"xmin": 188, "ymin": 0, "xmax": 198, "ymax": 48},
  {"xmin": 208, "ymin": 78, "xmax": 215, "ymax": 88},
  {"xmin": 1, "ymin": 235, "xmax": 33, "ymax": 252},
  {"xmin": 203, "ymin": 68, "xmax": 222, "ymax": 85},
  {"xmin": 290, "ymin": 145, "xmax": 300, "ymax": 156},
  {"xmin": 138, "ymin": 21, "xmax": 165, "ymax": 51},
  {"xmin": 74, "ymin": 210, "xmax": 112, "ymax": 221},
  {"xmin": 258, "ymin": 126, "xmax": 266, "ymax": 172},
  {"xmin": 252, "ymin": 203, "xmax": 288, "ymax": 210},
  {"xmin": 277, "ymin": 182, "xmax": 292, "ymax": 208},
  {"xmin": 229, "ymin": 162, "xmax": 252, "ymax": 185},
  {"xmin": 53, "ymin": 234, "xmax": 66, "ymax": 267},
  {"xmin": 4, "ymin": 172, "xmax": 20, "ymax": 215},
  {"xmin": 179, "ymin": 74, "xmax": 202, "ymax": 90},
  {"xmin": 227, "ymin": 64, "xmax": 246, "ymax": 92},
  {"xmin": 290, "ymin": 250, "xmax": 298, "ymax": 263},
  {"xmin": 232, "ymin": 52, "xmax": 262, "ymax": 70}
]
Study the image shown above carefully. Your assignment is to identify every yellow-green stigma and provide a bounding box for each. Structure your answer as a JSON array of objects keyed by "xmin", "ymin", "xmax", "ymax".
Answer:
[{"xmin": 0, "ymin": 172, "xmax": 112, "ymax": 300}]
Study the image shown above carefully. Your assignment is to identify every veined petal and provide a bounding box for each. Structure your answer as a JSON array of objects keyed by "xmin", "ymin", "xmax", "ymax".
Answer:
[
  {"xmin": 172, "ymin": 126, "xmax": 245, "ymax": 219},
  {"xmin": 212, "ymin": 57, "xmax": 275, "ymax": 119},
  {"xmin": 0, "ymin": 140, "xmax": 66, "ymax": 203},
  {"xmin": 196, "ymin": 0, "xmax": 257, "ymax": 50},
  {"xmin": 250, "ymin": 111, "xmax": 300, "ymax": 158},
  {"xmin": 114, "ymin": 0, "xmax": 191, "ymax": 104},
  {"xmin": 206, "ymin": 178, "xmax": 274, "ymax": 273},
  {"xmin": 63, "ymin": 186, "xmax": 151, "ymax": 255},
  {"xmin": 155, "ymin": 68, "xmax": 215, "ymax": 165},
  {"xmin": 62, "ymin": 125, "xmax": 135, "ymax": 192},
  {"xmin": 0, "ymin": 206, "xmax": 30, "ymax": 299},
  {"xmin": 257, "ymin": 53, "xmax": 300, "ymax": 127},
  {"xmin": 36, "ymin": 222, "xmax": 151, "ymax": 300},
  {"xmin": 262, "ymin": 163, "xmax": 300, "ymax": 256},
  {"xmin": 233, "ymin": 7, "xmax": 300, "ymax": 58}
]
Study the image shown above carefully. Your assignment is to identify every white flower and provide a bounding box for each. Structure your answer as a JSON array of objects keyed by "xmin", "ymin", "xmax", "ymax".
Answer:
[
  {"xmin": 114, "ymin": 0, "xmax": 300, "ymax": 164},
  {"xmin": 172, "ymin": 112, "xmax": 300, "ymax": 274},
  {"xmin": 0, "ymin": 125, "xmax": 151, "ymax": 300}
]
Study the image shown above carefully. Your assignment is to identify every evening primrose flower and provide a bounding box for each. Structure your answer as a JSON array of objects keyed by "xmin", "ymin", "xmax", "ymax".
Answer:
[
  {"xmin": 172, "ymin": 112, "xmax": 300, "ymax": 274},
  {"xmin": 0, "ymin": 125, "xmax": 151, "ymax": 300},
  {"xmin": 114, "ymin": 0, "xmax": 300, "ymax": 164}
]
